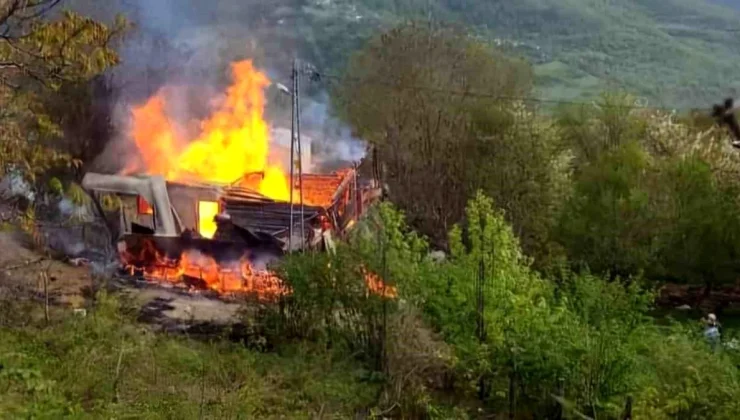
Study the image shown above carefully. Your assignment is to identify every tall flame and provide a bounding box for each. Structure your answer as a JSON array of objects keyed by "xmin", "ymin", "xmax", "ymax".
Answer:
[{"xmin": 130, "ymin": 60, "xmax": 291, "ymax": 201}]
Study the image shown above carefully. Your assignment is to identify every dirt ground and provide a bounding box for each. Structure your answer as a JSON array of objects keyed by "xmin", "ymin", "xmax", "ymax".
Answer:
[
  {"xmin": 0, "ymin": 231, "xmax": 92, "ymax": 309},
  {"xmin": 0, "ymin": 231, "xmax": 241, "ymax": 325}
]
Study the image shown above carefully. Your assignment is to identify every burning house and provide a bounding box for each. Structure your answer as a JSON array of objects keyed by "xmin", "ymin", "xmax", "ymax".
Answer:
[
  {"xmin": 82, "ymin": 163, "xmax": 380, "ymax": 297},
  {"xmin": 83, "ymin": 59, "xmax": 382, "ymax": 298}
]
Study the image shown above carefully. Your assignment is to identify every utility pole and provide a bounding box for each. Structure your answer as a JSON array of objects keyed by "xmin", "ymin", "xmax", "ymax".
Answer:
[{"xmin": 288, "ymin": 59, "xmax": 306, "ymax": 252}]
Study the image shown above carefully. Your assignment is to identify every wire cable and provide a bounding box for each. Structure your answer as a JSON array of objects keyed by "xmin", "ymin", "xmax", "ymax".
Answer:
[{"xmin": 307, "ymin": 70, "xmax": 691, "ymax": 112}]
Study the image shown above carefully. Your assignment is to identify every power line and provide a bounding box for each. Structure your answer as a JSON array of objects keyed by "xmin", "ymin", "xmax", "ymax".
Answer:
[{"xmin": 308, "ymin": 70, "xmax": 689, "ymax": 112}]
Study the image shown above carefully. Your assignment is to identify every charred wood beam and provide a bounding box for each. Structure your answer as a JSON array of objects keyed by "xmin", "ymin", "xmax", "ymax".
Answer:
[{"xmin": 331, "ymin": 169, "xmax": 356, "ymax": 204}]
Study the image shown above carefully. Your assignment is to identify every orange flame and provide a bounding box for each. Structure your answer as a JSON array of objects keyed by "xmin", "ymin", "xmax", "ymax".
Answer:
[
  {"xmin": 129, "ymin": 60, "xmax": 291, "ymax": 201},
  {"xmin": 121, "ymin": 239, "xmax": 287, "ymax": 300},
  {"xmin": 198, "ymin": 201, "xmax": 219, "ymax": 239},
  {"xmin": 121, "ymin": 240, "xmax": 395, "ymax": 300},
  {"xmin": 362, "ymin": 267, "xmax": 398, "ymax": 299}
]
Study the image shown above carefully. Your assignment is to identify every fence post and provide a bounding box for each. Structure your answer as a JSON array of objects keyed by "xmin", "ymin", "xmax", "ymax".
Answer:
[
  {"xmin": 378, "ymin": 224, "xmax": 389, "ymax": 375},
  {"xmin": 42, "ymin": 270, "xmax": 50, "ymax": 325},
  {"xmin": 622, "ymin": 396, "xmax": 633, "ymax": 420},
  {"xmin": 554, "ymin": 377, "xmax": 565, "ymax": 420},
  {"xmin": 476, "ymin": 258, "xmax": 487, "ymax": 401},
  {"xmin": 508, "ymin": 370, "xmax": 516, "ymax": 419},
  {"xmin": 199, "ymin": 361, "xmax": 206, "ymax": 419}
]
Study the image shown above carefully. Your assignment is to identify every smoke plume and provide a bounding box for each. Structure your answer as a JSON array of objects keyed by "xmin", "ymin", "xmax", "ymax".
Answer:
[{"xmin": 68, "ymin": 0, "xmax": 366, "ymax": 174}]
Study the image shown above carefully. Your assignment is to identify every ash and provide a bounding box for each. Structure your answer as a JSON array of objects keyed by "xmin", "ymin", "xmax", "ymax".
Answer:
[{"xmin": 111, "ymin": 275, "xmax": 247, "ymax": 336}]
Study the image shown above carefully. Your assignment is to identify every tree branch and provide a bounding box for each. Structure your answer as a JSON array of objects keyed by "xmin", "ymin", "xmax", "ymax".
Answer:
[
  {"xmin": 17, "ymin": 0, "xmax": 63, "ymax": 22},
  {"xmin": 0, "ymin": 0, "xmax": 21, "ymax": 29}
]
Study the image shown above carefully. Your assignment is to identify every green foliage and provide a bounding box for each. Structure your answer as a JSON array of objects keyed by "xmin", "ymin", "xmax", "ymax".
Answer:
[
  {"xmin": 414, "ymin": 195, "xmax": 593, "ymax": 414},
  {"xmin": 0, "ymin": 293, "xmax": 378, "ymax": 418},
  {"xmin": 556, "ymin": 93, "xmax": 648, "ymax": 168},
  {"xmin": 270, "ymin": 204, "xmax": 467, "ymax": 417},
  {"xmin": 467, "ymin": 103, "xmax": 570, "ymax": 266},
  {"xmin": 336, "ymin": 22, "xmax": 567, "ymax": 257},
  {"xmin": 558, "ymin": 271, "xmax": 655, "ymax": 331},
  {"xmin": 348, "ymin": 202, "xmax": 428, "ymax": 292},
  {"xmin": 553, "ymin": 105, "xmax": 740, "ymax": 287},
  {"xmin": 273, "ymin": 203, "xmax": 427, "ymax": 365},
  {"xmin": 0, "ymin": 3, "xmax": 126, "ymax": 182},
  {"xmin": 412, "ymin": 193, "xmax": 740, "ymax": 418},
  {"xmin": 656, "ymin": 156, "xmax": 740, "ymax": 287},
  {"xmin": 557, "ymin": 140, "xmax": 660, "ymax": 278},
  {"xmin": 336, "ymin": 23, "xmax": 740, "ymax": 289},
  {"xmin": 65, "ymin": 182, "xmax": 90, "ymax": 206},
  {"xmin": 634, "ymin": 326, "xmax": 740, "ymax": 419},
  {"xmin": 47, "ymin": 177, "xmax": 63, "ymax": 195}
]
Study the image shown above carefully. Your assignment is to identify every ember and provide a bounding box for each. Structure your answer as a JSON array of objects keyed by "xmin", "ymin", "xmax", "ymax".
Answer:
[
  {"xmin": 121, "ymin": 238, "xmax": 287, "ymax": 300},
  {"xmin": 362, "ymin": 267, "xmax": 398, "ymax": 299},
  {"xmin": 120, "ymin": 238, "xmax": 396, "ymax": 301}
]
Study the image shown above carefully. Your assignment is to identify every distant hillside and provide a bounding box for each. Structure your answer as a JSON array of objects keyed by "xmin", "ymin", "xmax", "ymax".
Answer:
[
  {"xmin": 66, "ymin": 0, "xmax": 740, "ymax": 110},
  {"xmin": 709, "ymin": 0, "xmax": 740, "ymax": 11},
  {"xmin": 334, "ymin": 0, "xmax": 740, "ymax": 109}
]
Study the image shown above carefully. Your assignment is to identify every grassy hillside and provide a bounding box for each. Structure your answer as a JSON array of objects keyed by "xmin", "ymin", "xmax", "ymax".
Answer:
[
  {"xmin": 66, "ymin": 0, "xmax": 740, "ymax": 110},
  {"xmin": 0, "ymin": 294, "xmax": 379, "ymax": 418},
  {"xmin": 709, "ymin": 0, "xmax": 740, "ymax": 10},
  {"xmin": 332, "ymin": 0, "xmax": 740, "ymax": 109}
]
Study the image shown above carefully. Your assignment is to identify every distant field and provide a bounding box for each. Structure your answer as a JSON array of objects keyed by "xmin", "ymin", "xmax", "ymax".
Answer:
[{"xmin": 314, "ymin": 0, "xmax": 740, "ymax": 109}]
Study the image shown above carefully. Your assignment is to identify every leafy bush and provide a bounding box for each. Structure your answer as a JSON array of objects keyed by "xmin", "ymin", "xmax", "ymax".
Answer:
[
  {"xmin": 634, "ymin": 326, "xmax": 740, "ymax": 419},
  {"xmin": 655, "ymin": 156, "xmax": 740, "ymax": 288},
  {"xmin": 558, "ymin": 271, "xmax": 655, "ymax": 330},
  {"xmin": 414, "ymin": 192, "xmax": 740, "ymax": 418},
  {"xmin": 556, "ymin": 139, "xmax": 661, "ymax": 278},
  {"xmin": 418, "ymin": 193, "xmax": 578, "ymax": 414},
  {"xmin": 272, "ymin": 203, "xmax": 427, "ymax": 366}
]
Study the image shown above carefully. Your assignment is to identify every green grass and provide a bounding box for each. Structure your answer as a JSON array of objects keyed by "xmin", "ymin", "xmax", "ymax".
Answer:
[
  {"xmin": 655, "ymin": 308, "xmax": 740, "ymax": 332},
  {"xmin": 0, "ymin": 294, "xmax": 379, "ymax": 419},
  {"xmin": 534, "ymin": 61, "xmax": 604, "ymax": 101}
]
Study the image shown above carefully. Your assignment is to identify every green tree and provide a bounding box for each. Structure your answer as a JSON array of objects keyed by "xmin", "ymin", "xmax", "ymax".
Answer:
[
  {"xmin": 556, "ymin": 93, "xmax": 648, "ymax": 172},
  {"xmin": 467, "ymin": 102, "xmax": 569, "ymax": 267},
  {"xmin": 556, "ymin": 140, "xmax": 662, "ymax": 278},
  {"xmin": 656, "ymin": 156, "xmax": 740, "ymax": 291},
  {"xmin": 419, "ymin": 193, "xmax": 649, "ymax": 417},
  {"xmin": 335, "ymin": 22, "xmax": 567, "ymax": 257},
  {"xmin": 556, "ymin": 103, "xmax": 740, "ymax": 286},
  {"xmin": 0, "ymin": 0, "xmax": 126, "ymax": 182}
]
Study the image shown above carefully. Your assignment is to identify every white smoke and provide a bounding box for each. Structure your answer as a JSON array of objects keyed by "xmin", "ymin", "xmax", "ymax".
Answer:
[
  {"xmin": 302, "ymin": 95, "xmax": 367, "ymax": 166},
  {"xmin": 249, "ymin": 251, "xmax": 280, "ymax": 272}
]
